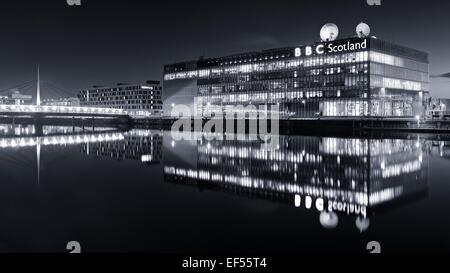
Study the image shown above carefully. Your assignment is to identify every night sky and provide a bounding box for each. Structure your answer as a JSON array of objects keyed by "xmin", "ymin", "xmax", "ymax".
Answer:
[{"xmin": 0, "ymin": 0, "xmax": 449, "ymax": 98}]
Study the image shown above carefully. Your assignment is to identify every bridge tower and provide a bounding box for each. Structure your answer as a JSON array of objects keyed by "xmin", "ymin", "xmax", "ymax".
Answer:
[{"xmin": 36, "ymin": 65, "xmax": 41, "ymax": 106}]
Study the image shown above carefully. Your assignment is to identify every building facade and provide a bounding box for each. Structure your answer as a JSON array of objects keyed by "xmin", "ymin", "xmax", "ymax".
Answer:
[
  {"xmin": 163, "ymin": 37, "xmax": 429, "ymax": 118},
  {"xmin": 78, "ymin": 81, "xmax": 163, "ymax": 117},
  {"xmin": 427, "ymin": 97, "xmax": 450, "ymax": 119},
  {"xmin": 42, "ymin": 97, "xmax": 80, "ymax": 107},
  {"xmin": 0, "ymin": 90, "xmax": 33, "ymax": 105}
]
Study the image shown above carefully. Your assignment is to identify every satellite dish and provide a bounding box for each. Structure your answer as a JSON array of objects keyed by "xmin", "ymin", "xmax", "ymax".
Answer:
[
  {"xmin": 355, "ymin": 217, "xmax": 370, "ymax": 233},
  {"xmin": 356, "ymin": 22, "xmax": 371, "ymax": 38},
  {"xmin": 319, "ymin": 212, "xmax": 339, "ymax": 229},
  {"xmin": 320, "ymin": 23, "xmax": 339, "ymax": 42}
]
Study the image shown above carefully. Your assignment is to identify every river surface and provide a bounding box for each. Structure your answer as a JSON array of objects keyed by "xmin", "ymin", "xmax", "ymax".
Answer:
[{"xmin": 0, "ymin": 123, "xmax": 449, "ymax": 253}]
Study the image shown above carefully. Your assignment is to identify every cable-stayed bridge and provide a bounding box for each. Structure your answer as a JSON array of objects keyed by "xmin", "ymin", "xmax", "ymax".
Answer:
[
  {"xmin": 0, "ymin": 67, "xmax": 130, "ymax": 121},
  {"xmin": 0, "ymin": 104, "xmax": 127, "ymax": 118}
]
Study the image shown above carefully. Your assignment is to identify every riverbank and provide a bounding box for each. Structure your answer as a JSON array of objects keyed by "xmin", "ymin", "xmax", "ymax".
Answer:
[{"xmin": 134, "ymin": 117, "xmax": 450, "ymax": 135}]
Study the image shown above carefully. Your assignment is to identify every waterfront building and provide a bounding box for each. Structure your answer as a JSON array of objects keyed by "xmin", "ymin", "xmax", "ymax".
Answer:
[
  {"xmin": 42, "ymin": 97, "xmax": 80, "ymax": 107},
  {"xmin": 77, "ymin": 81, "xmax": 163, "ymax": 117},
  {"xmin": 0, "ymin": 90, "xmax": 33, "ymax": 105},
  {"xmin": 163, "ymin": 37, "xmax": 429, "ymax": 118},
  {"xmin": 428, "ymin": 98, "xmax": 450, "ymax": 119}
]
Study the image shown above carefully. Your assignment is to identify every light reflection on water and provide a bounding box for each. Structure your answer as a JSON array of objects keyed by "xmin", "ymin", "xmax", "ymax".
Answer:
[
  {"xmin": 163, "ymin": 132, "xmax": 429, "ymax": 231},
  {"xmin": 0, "ymin": 124, "xmax": 450, "ymax": 252}
]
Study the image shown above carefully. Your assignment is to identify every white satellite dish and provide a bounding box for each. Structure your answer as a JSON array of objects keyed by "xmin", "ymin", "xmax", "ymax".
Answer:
[
  {"xmin": 356, "ymin": 22, "xmax": 371, "ymax": 38},
  {"xmin": 319, "ymin": 212, "xmax": 339, "ymax": 229},
  {"xmin": 320, "ymin": 23, "xmax": 339, "ymax": 42},
  {"xmin": 355, "ymin": 217, "xmax": 370, "ymax": 233}
]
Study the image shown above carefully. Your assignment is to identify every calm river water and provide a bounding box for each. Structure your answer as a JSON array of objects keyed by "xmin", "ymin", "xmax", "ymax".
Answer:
[{"xmin": 0, "ymin": 124, "xmax": 449, "ymax": 253}]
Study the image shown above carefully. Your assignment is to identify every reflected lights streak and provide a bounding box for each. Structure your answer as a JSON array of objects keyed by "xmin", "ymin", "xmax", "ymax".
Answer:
[{"xmin": 0, "ymin": 132, "xmax": 125, "ymax": 148}]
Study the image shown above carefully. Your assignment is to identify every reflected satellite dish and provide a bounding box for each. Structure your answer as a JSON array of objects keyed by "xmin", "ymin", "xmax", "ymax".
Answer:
[
  {"xmin": 356, "ymin": 22, "xmax": 371, "ymax": 38},
  {"xmin": 355, "ymin": 217, "xmax": 371, "ymax": 233},
  {"xmin": 319, "ymin": 211, "xmax": 339, "ymax": 229},
  {"xmin": 320, "ymin": 23, "xmax": 339, "ymax": 42}
]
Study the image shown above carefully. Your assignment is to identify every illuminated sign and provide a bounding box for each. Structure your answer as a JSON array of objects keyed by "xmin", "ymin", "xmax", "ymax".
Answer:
[
  {"xmin": 328, "ymin": 200, "xmax": 367, "ymax": 218},
  {"xmin": 295, "ymin": 194, "xmax": 367, "ymax": 218},
  {"xmin": 294, "ymin": 39, "xmax": 368, "ymax": 57}
]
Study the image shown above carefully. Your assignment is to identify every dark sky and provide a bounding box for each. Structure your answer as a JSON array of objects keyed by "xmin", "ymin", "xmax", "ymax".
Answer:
[{"xmin": 0, "ymin": 0, "xmax": 449, "ymax": 98}]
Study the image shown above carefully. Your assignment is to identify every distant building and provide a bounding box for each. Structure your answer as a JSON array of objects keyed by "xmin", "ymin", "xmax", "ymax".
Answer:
[
  {"xmin": 0, "ymin": 90, "xmax": 33, "ymax": 105},
  {"xmin": 77, "ymin": 81, "xmax": 163, "ymax": 117},
  {"xmin": 427, "ymin": 98, "xmax": 450, "ymax": 119},
  {"xmin": 428, "ymin": 98, "xmax": 450, "ymax": 110},
  {"xmin": 42, "ymin": 97, "xmax": 80, "ymax": 107},
  {"xmin": 163, "ymin": 37, "xmax": 429, "ymax": 118}
]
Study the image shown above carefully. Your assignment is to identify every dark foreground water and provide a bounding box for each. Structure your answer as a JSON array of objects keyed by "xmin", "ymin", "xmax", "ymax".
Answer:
[{"xmin": 0, "ymin": 123, "xmax": 450, "ymax": 253}]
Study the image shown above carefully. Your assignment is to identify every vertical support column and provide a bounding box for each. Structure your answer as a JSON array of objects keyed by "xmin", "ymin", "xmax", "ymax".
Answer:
[{"xmin": 36, "ymin": 65, "xmax": 41, "ymax": 107}]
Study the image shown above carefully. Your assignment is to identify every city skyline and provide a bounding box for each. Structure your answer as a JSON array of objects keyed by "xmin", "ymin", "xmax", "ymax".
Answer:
[
  {"xmin": 2, "ymin": 0, "xmax": 450, "ymax": 259},
  {"xmin": 0, "ymin": 0, "xmax": 449, "ymax": 99}
]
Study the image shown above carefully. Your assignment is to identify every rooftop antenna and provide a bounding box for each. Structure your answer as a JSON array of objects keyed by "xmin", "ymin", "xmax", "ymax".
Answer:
[{"xmin": 320, "ymin": 23, "xmax": 339, "ymax": 42}]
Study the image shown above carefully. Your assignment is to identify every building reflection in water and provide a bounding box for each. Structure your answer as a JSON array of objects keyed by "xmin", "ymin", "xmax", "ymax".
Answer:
[
  {"xmin": 163, "ymin": 133, "xmax": 430, "ymax": 232},
  {"xmin": 80, "ymin": 129, "xmax": 163, "ymax": 165},
  {"xmin": 0, "ymin": 123, "xmax": 434, "ymax": 232},
  {"xmin": 0, "ymin": 124, "xmax": 164, "ymax": 165},
  {"xmin": 0, "ymin": 123, "xmax": 129, "ymax": 184},
  {"xmin": 0, "ymin": 123, "xmax": 116, "ymax": 137},
  {"xmin": 0, "ymin": 124, "xmax": 164, "ymax": 186},
  {"xmin": 0, "ymin": 124, "xmax": 125, "ymax": 149}
]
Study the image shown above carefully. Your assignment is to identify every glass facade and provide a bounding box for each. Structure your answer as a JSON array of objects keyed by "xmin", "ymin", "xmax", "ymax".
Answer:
[{"xmin": 163, "ymin": 37, "xmax": 429, "ymax": 118}]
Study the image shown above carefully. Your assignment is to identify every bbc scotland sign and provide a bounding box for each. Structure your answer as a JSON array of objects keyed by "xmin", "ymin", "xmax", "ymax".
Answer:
[{"xmin": 294, "ymin": 39, "xmax": 368, "ymax": 57}]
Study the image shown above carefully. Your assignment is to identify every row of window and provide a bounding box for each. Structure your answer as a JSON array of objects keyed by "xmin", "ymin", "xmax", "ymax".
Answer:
[
  {"xmin": 370, "ymin": 63, "xmax": 428, "ymax": 83},
  {"xmin": 165, "ymin": 51, "xmax": 370, "ymax": 81},
  {"xmin": 196, "ymin": 64, "xmax": 369, "ymax": 86},
  {"xmin": 165, "ymin": 51, "xmax": 428, "ymax": 86},
  {"xmin": 197, "ymin": 89, "xmax": 370, "ymax": 105},
  {"xmin": 82, "ymin": 85, "xmax": 162, "ymax": 93},
  {"xmin": 80, "ymin": 91, "xmax": 161, "ymax": 98},
  {"xmin": 83, "ymin": 95, "xmax": 162, "ymax": 101},
  {"xmin": 369, "ymin": 51, "xmax": 428, "ymax": 73},
  {"xmin": 370, "ymin": 76, "xmax": 426, "ymax": 91},
  {"xmin": 197, "ymin": 97, "xmax": 419, "ymax": 118}
]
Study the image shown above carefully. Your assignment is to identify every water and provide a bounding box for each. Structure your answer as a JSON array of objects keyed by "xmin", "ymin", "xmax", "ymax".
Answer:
[{"xmin": 0, "ymin": 123, "xmax": 450, "ymax": 253}]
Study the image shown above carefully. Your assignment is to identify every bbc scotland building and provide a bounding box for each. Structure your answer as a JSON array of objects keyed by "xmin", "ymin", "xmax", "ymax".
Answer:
[{"xmin": 163, "ymin": 37, "xmax": 429, "ymax": 118}]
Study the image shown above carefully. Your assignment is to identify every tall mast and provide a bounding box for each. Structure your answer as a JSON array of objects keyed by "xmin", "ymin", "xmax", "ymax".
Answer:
[{"xmin": 36, "ymin": 65, "xmax": 41, "ymax": 106}]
